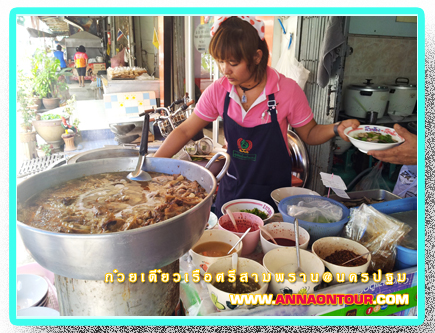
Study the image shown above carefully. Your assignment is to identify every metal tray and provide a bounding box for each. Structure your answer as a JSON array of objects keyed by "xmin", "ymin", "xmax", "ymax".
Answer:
[{"xmin": 327, "ymin": 189, "xmax": 401, "ymax": 205}]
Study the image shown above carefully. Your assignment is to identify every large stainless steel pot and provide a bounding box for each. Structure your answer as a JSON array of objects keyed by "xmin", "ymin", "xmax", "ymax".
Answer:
[{"xmin": 17, "ymin": 154, "xmax": 229, "ymax": 280}]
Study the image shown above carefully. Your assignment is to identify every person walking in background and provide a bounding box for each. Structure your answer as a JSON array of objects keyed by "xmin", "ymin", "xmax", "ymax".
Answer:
[
  {"xmin": 74, "ymin": 45, "xmax": 88, "ymax": 87},
  {"xmin": 53, "ymin": 45, "xmax": 67, "ymax": 69}
]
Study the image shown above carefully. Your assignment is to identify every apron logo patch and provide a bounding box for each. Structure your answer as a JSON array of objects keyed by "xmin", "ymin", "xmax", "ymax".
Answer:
[
  {"xmin": 234, "ymin": 138, "xmax": 256, "ymax": 161},
  {"xmin": 237, "ymin": 138, "xmax": 253, "ymax": 154}
]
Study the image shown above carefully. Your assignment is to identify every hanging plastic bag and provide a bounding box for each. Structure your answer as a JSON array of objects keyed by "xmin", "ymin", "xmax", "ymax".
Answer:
[
  {"xmin": 275, "ymin": 50, "xmax": 310, "ymax": 90},
  {"xmin": 354, "ymin": 161, "xmax": 391, "ymax": 192},
  {"xmin": 393, "ymin": 165, "xmax": 417, "ymax": 198}
]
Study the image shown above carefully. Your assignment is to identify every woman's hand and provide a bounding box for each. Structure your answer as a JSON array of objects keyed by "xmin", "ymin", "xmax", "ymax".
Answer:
[
  {"xmin": 337, "ymin": 119, "xmax": 360, "ymax": 142},
  {"xmin": 367, "ymin": 124, "xmax": 417, "ymax": 165}
]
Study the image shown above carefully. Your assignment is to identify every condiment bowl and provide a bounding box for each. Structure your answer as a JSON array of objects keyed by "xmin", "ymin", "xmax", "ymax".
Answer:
[
  {"xmin": 206, "ymin": 257, "xmax": 269, "ymax": 311},
  {"xmin": 311, "ymin": 237, "xmax": 371, "ymax": 284},
  {"xmin": 189, "ymin": 229, "xmax": 243, "ymax": 275},
  {"xmin": 260, "ymin": 222, "xmax": 310, "ymax": 255},
  {"xmin": 270, "ymin": 187, "xmax": 320, "ymax": 206},
  {"xmin": 263, "ymin": 247, "xmax": 325, "ymax": 296},
  {"xmin": 344, "ymin": 125, "xmax": 404, "ymax": 154},
  {"xmin": 221, "ymin": 199, "xmax": 274, "ymax": 223},
  {"xmin": 218, "ymin": 212, "xmax": 264, "ymax": 255}
]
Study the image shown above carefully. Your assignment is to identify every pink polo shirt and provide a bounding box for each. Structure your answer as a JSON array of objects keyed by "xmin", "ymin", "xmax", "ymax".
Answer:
[{"xmin": 194, "ymin": 66, "xmax": 313, "ymax": 152}]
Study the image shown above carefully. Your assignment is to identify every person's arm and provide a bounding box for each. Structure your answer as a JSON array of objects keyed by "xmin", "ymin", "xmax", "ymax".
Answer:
[
  {"xmin": 294, "ymin": 118, "xmax": 360, "ymax": 145},
  {"xmin": 367, "ymin": 124, "xmax": 417, "ymax": 165},
  {"xmin": 153, "ymin": 113, "xmax": 211, "ymax": 158}
]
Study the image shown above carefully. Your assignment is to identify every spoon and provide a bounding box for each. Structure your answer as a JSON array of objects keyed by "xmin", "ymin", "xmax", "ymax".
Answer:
[
  {"xmin": 340, "ymin": 252, "xmax": 370, "ymax": 266},
  {"xmin": 294, "ymin": 218, "xmax": 305, "ymax": 276},
  {"xmin": 259, "ymin": 226, "xmax": 278, "ymax": 245},
  {"xmin": 127, "ymin": 113, "xmax": 152, "ymax": 182},
  {"xmin": 227, "ymin": 227, "xmax": 251, "ymax": 254},
  {"xmin": 226, "ymin": 208, "xmax": 239, "ymax": 232},
  {"xmin": 231, "ymin": 252, "xmax": 238, "ymax": 291}
]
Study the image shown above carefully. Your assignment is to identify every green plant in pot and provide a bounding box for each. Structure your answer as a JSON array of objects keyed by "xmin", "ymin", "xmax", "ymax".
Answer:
[{"xmin": 32, "ymin": 48, "xmax": 72, "ymax": 110}]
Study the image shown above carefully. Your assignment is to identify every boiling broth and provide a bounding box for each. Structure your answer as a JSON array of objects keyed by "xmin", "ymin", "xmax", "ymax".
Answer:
[{"xmin": 192, "ymin": 241, "xmax": 236, "ymax": 257}]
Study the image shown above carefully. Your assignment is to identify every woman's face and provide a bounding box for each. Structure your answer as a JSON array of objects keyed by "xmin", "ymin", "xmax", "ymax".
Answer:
[{"xmin": 217, "ymin": 58, "xmax": 253, "ymax": 86}]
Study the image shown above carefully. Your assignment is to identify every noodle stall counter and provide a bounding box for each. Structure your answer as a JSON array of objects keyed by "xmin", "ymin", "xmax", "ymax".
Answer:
[{"xmin": 179, "ymin": 244, "xmax": 418, "ymax": 317}]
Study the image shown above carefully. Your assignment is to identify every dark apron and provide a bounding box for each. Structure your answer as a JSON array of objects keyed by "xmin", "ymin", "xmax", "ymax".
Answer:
[{"xmin": 215, "ymin": 92, "xmax": 293, "ymax": 218}]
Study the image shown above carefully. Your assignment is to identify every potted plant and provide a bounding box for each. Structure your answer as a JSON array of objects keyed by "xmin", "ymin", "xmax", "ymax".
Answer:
[
  {"xmin": 36, "ymin": 143, "xmax": 53, "ymax": 158},
  {"xmin": 32, "ymin": 113, "xmax": 65, "ymax": 152},
  {"xmin": 31, "ymin": 48, "xmax": 72, "ymax": 110},
  {"xmin": 61, "ymin": 95, "xmax": 82, "ymax": 146}
]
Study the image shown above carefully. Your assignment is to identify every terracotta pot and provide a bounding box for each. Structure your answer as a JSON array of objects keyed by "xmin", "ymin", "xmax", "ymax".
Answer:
[
  {"xmin": 32, "ymin": 97, "xmax": 43, "ymax": 110},
  {"xmin": 42, "ymin": 98, "xmax": 61, "ymax": 110}
]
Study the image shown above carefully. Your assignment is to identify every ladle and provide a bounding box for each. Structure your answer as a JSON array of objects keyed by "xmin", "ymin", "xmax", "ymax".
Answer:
[
  {"xmin": 227, "ymin": 227, "xmax": 251, "ymax": 254},
  {"xmin": 260, "ymin": 226, "xmax": 278, "ymax": 245},
  {"xmin": 127, "ymin": 113, "xmax": 152, "ymax": 182},
  {"xmin": 294, "ymin": 218, "xmax": 305, "ymax": 276},
  {"xmin": 339, "ymin": 252, "xmax": 370, "ymax": 266},
  {"xmin": 226, "ymin": 208, "xmax": 239, "ymax": 232}
]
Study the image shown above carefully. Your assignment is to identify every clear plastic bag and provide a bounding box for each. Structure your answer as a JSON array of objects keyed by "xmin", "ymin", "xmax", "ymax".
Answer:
[
  {"xmin": 275, "ymin": 50, "xmax": 310, "ymax": 90},
  {"xmin": 355, "ymin": 161, "xmax": 391, "ymax": 192},
  {"xmin": 343, "ymin": 204, "xmax": 412, "ymax": 273},
  {"xmin": 287, "ymin": 199, "xmax": 343, "ymax": 223}
]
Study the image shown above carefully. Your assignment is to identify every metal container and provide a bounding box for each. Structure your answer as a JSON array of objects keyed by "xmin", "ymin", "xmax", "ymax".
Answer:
[
  {"xmin": 55, "ymin": 260, "xmax": 179, "ymax": 316},
  {"xmin": 344, "ymin": 79, "xmax": 390, "ymax": 119},
  {"xmin": 17, "ymin": 154, "xmax": 230, "ymax": 280},
  {"xmin": 387, "ymin": 77, "xmax": 417, "ymax": 119},
  {"xmin": 327, "ymin": 189, "xmax": 401, "ymax": 205}
]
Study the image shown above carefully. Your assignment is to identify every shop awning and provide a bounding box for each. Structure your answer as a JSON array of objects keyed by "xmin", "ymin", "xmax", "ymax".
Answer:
[{"xmin": 26, "ymin": 27, "xmax": 57, "ymax": 38}]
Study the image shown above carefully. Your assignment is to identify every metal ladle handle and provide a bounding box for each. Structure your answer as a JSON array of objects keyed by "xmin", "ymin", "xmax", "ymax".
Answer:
[
  {"xmin": 139, "ymin": 113, "xmax": 150, "ymax": 157},
  {"xmin": 295, "ymin": 218, "xmax": 301, "ymax": 271}
]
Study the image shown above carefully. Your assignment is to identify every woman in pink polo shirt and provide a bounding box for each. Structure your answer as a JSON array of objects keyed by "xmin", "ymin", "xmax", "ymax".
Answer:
[{"xmin": 154, "ymin": 16, "xmax": 359, "ymax": 216}]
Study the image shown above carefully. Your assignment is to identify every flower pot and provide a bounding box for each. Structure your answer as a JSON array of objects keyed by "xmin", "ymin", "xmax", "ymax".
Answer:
[
  {"xmin": 32, "ymin": 119, "xmax": 64, "ymax": 152},
  {"xmin": 62, "ymin": 133, "xmax": 76, "ymax": 152},
  {"xmin": 42, "ymin": 98, "xmax": 61, "ymax": 110},
  {"xmin": 32, "ymin": 97, "xmax": 43, "ymax": 110}
]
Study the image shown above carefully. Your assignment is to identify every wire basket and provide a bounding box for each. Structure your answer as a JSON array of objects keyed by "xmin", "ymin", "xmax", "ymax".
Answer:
[{"xmin": 278, "ymin": 195, "xmax": 350, "ymax": 243}]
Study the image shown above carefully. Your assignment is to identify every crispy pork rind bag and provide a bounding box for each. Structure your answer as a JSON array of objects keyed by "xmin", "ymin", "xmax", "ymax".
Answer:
[{"xmin": 344, "ymin": 204, "xmax": 411, "ymax": 273}]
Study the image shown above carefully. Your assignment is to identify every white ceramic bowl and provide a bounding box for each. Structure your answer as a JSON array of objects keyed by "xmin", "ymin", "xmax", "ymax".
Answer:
[
  {"xmin": 344, "ymin": 125, "xmax": 405, "ymax": 154},
  {"xmin": 221, "ymin": 199, "xmax": 274, "ymax": 223},
  {"xmin": 263, "ymin": 247, "xmax": 325, "ymax": 296},
  {"xmin": 260, "ymin": 222, "xmax": 310, "ymax": 254},
  {"xmin": 17, "ymin": 307, "xmax": 60, "ymax": 317},
  {"xmin": 206, "ymin": 212, "xmax": 218, "ymax": 230},
  {"xmin": 270, "ymin": 187, "xmax": 320, "ymax": 206},
  {"xmin": 189, "ymin": 229, "xmax": 243, "ymax": 275},
  {"xmin": 206, "ymin": 257, "xmax": 269, "ymax": 311},
  {"xmin": 311, "ymin": 237, "xmax": 371, "ymax": 284},
  {"xmin": 17, "ymin": 274, "xmax": 48, "ymax": 311}
]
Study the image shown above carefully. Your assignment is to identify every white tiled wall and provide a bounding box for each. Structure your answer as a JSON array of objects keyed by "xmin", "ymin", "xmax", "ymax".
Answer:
[{"xmin": 343, "ymin": 35, "xmax": 417, "ymax": 87}]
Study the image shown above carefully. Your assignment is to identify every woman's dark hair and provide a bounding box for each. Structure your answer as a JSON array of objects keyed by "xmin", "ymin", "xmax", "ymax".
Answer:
[
  {"xmin": 209, "ymin": 17, "xmax": 269, "ymax": 82},
  {"xmin": 77, "ymin": 45, "xmax": 86, "ymax": 53},
  {"xmin": 56, "ymin": 45, "xmax": 62, "ymax": 51}
]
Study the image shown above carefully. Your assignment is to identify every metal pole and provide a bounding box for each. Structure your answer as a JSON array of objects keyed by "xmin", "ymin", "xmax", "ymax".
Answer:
[
  {"xmin": 128, "ymin": 16, "xmax": 135, "ymax": 66},
  {"xmin": 185, "ymin": 16, "xmax": 195, "ymax": 104}
]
